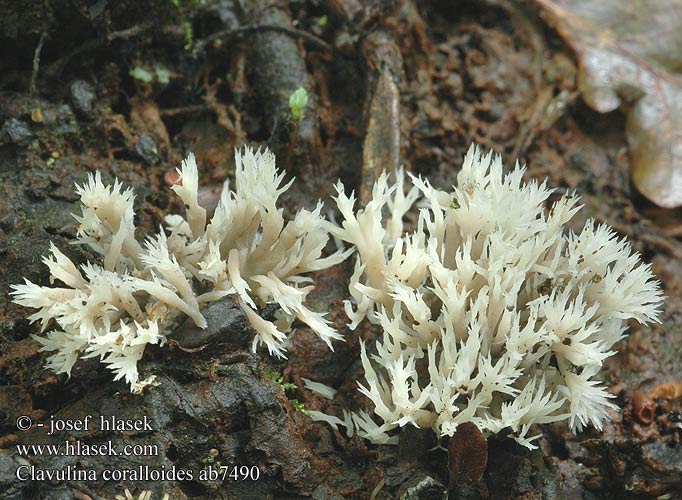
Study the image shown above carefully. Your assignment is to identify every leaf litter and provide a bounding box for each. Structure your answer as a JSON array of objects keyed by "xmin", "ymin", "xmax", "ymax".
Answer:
[{"xmin": 536, "ymin": 0, "xmax": 682, "ymax": 207}]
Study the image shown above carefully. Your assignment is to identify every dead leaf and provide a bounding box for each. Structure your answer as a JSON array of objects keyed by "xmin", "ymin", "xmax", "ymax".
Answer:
[
  {"xmin": 448, "ymin": 422, "xmax": 488, "ymax": 485},
  {"xmin": 536, "ymin": 0, "xmax": 682, "ymax": 208}
]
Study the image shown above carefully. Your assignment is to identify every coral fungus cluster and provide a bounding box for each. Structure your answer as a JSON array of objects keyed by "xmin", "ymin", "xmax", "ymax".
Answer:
[
  {"xmin": 12, "ymin": 144, "xmax": 663, "ymax": 447},
  {"xmin": 328, "ymin": 145, "xmax": 662, "ymax": 447},
  {"xmin": 11, "ymin": 148, "xmax": 348, "ymax": 391}
]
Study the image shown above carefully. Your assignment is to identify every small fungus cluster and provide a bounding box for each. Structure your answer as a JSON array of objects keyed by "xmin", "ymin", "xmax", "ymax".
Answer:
[{"xmin": 11, "ymin": 148, "xmax": 348, "ymax": 391}]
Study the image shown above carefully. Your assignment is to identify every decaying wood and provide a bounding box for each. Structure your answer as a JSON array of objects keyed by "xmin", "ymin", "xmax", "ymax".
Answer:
[
  {"xmin": 239, "ymin": 1, "xmax": 326, "ymax": 189},
  {"xmin": 361, "ymin": 64, "xmax": 401, "ymax": 205},
  {"xmin": 360, "ymin": 30, "xmax": 403, "ymax": 205}
]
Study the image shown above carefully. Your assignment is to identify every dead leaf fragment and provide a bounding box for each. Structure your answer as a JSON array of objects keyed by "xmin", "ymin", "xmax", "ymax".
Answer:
[
  {"xmin": 633, "ymin": 391, "xmax": 656, "ymax": 424},
  {"xmin": 647, "ymin": 381, "xmax": 682, "ymax": 400},
  {"xmin": 536, "ymin": 0, "xmax": 682, "ymax": 207},
  {"xmin": 448, "ymin": 422, "xmax": 488, "ymax": 485}
]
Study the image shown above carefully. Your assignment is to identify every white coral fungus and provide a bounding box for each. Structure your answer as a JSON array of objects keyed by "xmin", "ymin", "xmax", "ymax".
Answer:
[
  {"xmin": 330, "ymin": 144, "xmax": 663, "ymax": 448},
  {"xmin": 11, "ymin": 147, "xmax": 349, "ymax": 391}
]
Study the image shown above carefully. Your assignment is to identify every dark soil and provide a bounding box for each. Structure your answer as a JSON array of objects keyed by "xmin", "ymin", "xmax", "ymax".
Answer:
[{"xmin": 1, "ymin": 1, "xmax": 681, "ymax": 499}]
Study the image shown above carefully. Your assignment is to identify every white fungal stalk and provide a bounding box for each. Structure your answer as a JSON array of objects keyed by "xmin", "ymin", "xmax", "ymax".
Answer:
[{"xmin": 11, "ymin": 147, "xmax": 349, "ymax": 391}]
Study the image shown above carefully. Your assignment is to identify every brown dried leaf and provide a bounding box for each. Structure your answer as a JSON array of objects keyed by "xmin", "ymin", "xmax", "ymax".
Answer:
[
  {"xmin": 647, "ymin": 381, "xmax": 682, "ymax": 400},
  {"xmin": 632, "ymin": 391, "xmax": 656, "ymax": 424},
  {"xmin": 536, "ymin": 0, "xmax": 682, "ymax": 207},
  {"xmin": 448, "ymin": 422, "xmax": 488, "ymax": 484}
]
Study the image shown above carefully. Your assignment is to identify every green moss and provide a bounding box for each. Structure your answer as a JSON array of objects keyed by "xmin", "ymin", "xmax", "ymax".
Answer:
[
  {"xmin": 290, "ymin": 399, "xmax": 308, "ymax": 415},
  {"xmin": 262, "ymin": 368, "xmax": 296, "ymax": 392}
]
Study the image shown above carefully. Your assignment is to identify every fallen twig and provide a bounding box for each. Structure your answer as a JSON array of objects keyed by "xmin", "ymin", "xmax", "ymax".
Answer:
[
  {"xmin": 159, "ymin": 104, "xmax": 211, "ymax": 117},
  {"xmin": 30, "ymin": 31, "xmax": 48, "ymax": 95},
  {"xmin": 192, "ymin": 24, "xmax": 331, "ymax": 56},
  {"xmin": 107, "ymin": 22, "xmax": 153, "ymax": 41},
  {"xmin": 107, "ymin": 23, "xmax": 185, "ymax": 42}
]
